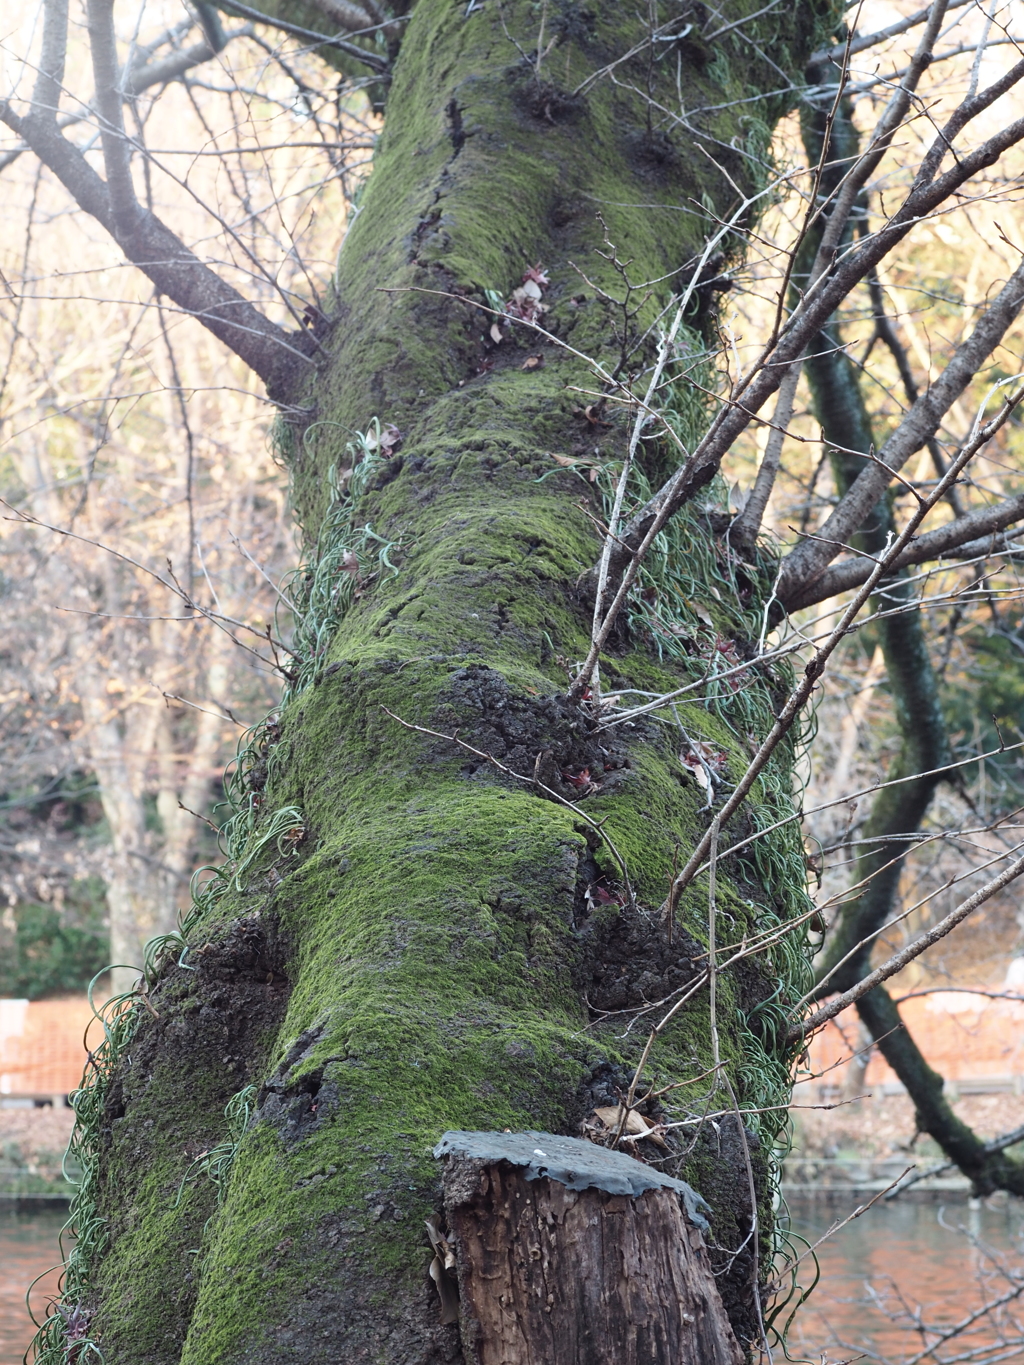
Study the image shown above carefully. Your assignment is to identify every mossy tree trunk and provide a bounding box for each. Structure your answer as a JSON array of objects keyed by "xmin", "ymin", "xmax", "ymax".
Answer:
[{"xmin": 74, "ymin": 3, "xmax": 832, "ymax": 1361}]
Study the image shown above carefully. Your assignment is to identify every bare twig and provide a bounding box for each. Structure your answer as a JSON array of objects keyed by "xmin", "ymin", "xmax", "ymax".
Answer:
[
  {"xmin": 214, "ymin": 0, "xmax": 391, "ymax": 72},
  {"xmin": 0, "ymin": 101, "xmax": 310, "ymax": 391},
  {"xmin": 807, "ymin": 0, "xmax": 973, "ymax": 63},
  {"xmin": 778, "ymin": 260, "xmax": 1024, "ymax": 602},
  {"xmin": 788, "ymin": 843, "xmax": 1024, "ymax": 1043},
  {"xmin": 662, "ymin": 382, "xmax": 1024, "ymax": 922},
  {"xmin": 604, "ymin": 66, "xmax": 1024, "ymax": 588},
  {"xmin": 784, "ymin": 498, "xmax": 1024, "ymax": 609},
  {"xmin": 729, "ymin": 354, "xmax": 804, "ymax": 550}
]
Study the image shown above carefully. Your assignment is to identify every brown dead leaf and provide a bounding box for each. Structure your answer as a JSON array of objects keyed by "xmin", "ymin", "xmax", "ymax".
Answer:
[
  {"xmin": 426, "ymin": 1218, "xmax": 460, "ymax": 1324},
  {"xmin": 589, "ymin": 1105, "xmax": 669, "ymax": 1150},
  {"xmin": 365, "ymin": 422, "xmax": 402, "ymax": 457},
  {"xmin": 681, "ymin": 739, "xmax": 726, "ymax": 774},
  {"xmin": 681, "ymin": 761, "xmax": 712, "ymax": 797},
  {"xmin": 685, "ymin": 599, "xmax": 715, "ymax": 628},
  {"xmin": 489, "ymin": 321, "xmax": 504, "ymax": 344}
]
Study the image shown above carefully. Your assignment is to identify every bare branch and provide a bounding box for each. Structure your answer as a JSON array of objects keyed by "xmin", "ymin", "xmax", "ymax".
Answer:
[
  {"xmin": 888, "ymin": 1120, "xmax": 1024, "ymax": 1199},
  {"xmin": 913, "ymin": 49, "xmax": 1024, "ymax": 194},
  {"xmin": 0, "ymin": 22, "xmax": 256, "ymax": 175},
  {"xmin": 217, "ymin": 0, "xmax": 391, "ymax": 74},
  {"xmin": 605, "ymin": 66, "xmax": 1024, "ymax": 585},
  {"xmin": 660, "ymin": 382, "xmax": 1024, "ymax": 921},
  {"xmin": 777, "ymin": 258, "xmax": 1024, "ymax": 601},
  {"xmin": 31, "ymin": 0, "xmax": 69, "ymax": 121},
  {"xmin": 87, "ymin": 0, "xmax": 142, "ymax": 228},
  {"xmin": 806, "ymin": 0, "xmax": 951, "ymax": 289},
  {"xmin": 808, "ymin": 0, "xmax": 973, "ymax": 63},
  {"xmin": 867, "ymin": 272, "xmax": 966, "ymax": 517},
  {"xmin": 728, "ymin": 355, "xmax": 803, "ymax": 551},
  {"xmin": 0, "ymin": 105, "xmax": 312, "ymax": 395},
  {"xmin": 306, "ymin": 0, "xmax": 377, "ymax": 36},
  {"xmin": 124, "ymin": 26, "xmax": 254, "ymax": 96},
  {"xmin": 788, "ymin": 843, "xmax": 1024, "ymax": 1043},
  {"xmin": 785, "ymin": 494, "xmax": 1024, "ymax": 608}
]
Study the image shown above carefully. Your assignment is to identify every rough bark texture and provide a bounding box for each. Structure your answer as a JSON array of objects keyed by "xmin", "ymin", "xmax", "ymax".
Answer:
[
  {"xmin": 442, "ymin": 1156, "xmax": 744, "ymax": 1365},
  {"xmin": 72, "ymin": 1, "xmax": 835, "ymax": 1361}
]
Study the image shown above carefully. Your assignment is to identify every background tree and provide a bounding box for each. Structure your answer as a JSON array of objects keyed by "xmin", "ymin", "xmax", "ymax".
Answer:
[
  {"xmin": 5, "ymin": 0, "xmax": 1024, "ymax": 1361},
  {"xmin": 0, "ymin": 8, "xmax": 358, "ymax": 989}
]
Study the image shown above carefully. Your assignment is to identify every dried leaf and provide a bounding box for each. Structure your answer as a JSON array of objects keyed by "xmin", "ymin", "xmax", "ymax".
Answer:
[
  {"xmin": 379, "ymin": 422, "xmax": 402, "ymax": 457},
  {"xmin": 588, "ymin": 1105, "xmax": 668, "ymax": 1150},
  {"xmin": 489, "ymin": 321, "xmax": 503, "ymax": 344},
  {"xmin": 589, "ymin": 882, "xmax": 625, "ymax": 907},
  {"xmin": 681, "ymin": 761, "xmax": 711, "ymax": 796},
  {"xmin": 506, "ymin": 284, "xmax": 550, "ymax": 323},
  {"xmin": 685, "ymin": 600, "xmax": 715, "ymax": 628},
  {"xmin": 364, "ymin": 422, "xmax": 402, "ymax": 457},
  {"xmin": 426, "ymin": 1219, "xmax": 457, "ymax": 1273},
  {"xmin": 681, "ymin": 739, "xmax": 726, "ymax": 777},
  {"xmin": 428, "ymin": 1255, "xmax": 460, "ymax": 1324},
  {"xmin": 582, "ymin": 403, "xmax": 612, "ymax": 428}
]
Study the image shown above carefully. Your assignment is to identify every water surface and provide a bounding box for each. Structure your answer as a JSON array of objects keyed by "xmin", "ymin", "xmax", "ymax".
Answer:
[
  {"xmin": 0, "ymin": 1208, "xmax": 65, "ymax": 1365},
  {"xmin": 2, "ymin": 1197, "xmax": 1023, "ymax": 1362},
  {"xmin": 785, "ymin": 1194, "xmax": 1024, "ymax": 1362}
]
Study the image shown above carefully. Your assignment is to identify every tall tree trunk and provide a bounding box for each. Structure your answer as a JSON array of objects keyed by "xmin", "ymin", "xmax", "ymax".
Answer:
[
  {"xmin": 73, "ymin": 589, "xmax": 235, "ymax": 992},
  {"xmin": 68, "ymin": 2, "xmax": 833, "ymax": 1361}
]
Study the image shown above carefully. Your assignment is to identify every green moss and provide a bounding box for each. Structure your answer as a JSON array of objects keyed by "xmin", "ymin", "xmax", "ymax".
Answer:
[{"xmin": 63, "ymin": 0, "xmax": 837, "ymax": 1357}]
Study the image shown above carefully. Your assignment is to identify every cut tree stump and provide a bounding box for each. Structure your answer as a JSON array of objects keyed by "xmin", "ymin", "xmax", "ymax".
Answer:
[{"xmin": 434, "ymin": 1130, "xmax": 744, "ymax": 1365}]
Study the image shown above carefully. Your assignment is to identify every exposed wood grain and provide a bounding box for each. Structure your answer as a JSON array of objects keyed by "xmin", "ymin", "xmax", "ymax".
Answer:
[{"xmin": 443, "ymin": 1156, "xmax": 744, "ymax": 1365}]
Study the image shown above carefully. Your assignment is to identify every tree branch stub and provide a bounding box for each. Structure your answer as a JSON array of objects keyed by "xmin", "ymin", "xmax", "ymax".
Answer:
[{"xmin": 436, "ymin": 1131, "xmax": 741, "ymax": 1365}]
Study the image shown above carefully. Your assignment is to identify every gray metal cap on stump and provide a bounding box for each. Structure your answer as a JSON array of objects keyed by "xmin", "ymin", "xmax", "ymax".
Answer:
[{"xmin": 434, "ymin": 1130, "xmax": 745, "ymax": 1365}]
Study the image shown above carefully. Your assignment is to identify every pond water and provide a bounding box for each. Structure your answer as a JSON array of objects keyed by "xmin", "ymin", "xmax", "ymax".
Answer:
[
  {"xmin": 784, "ymin": 1193, "xmax": 1024, "ymax": 1363},
  {"xmin": 0, "ymin": 1207, "xmax": 66, "ymax": 1365},
  {"xmin": 1, "ymin": 1197, "xmax": 1023, "ymax": 1362}
]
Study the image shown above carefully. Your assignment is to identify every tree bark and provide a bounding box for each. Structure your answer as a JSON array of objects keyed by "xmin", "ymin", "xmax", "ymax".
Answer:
[
  {"xmin": 440, "ymin": 1141, "xmax": 743, "ymax": 1365},
  {"xmin": 65, "ymin": 2, "xmax": 832, "ymax": 1362}
]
